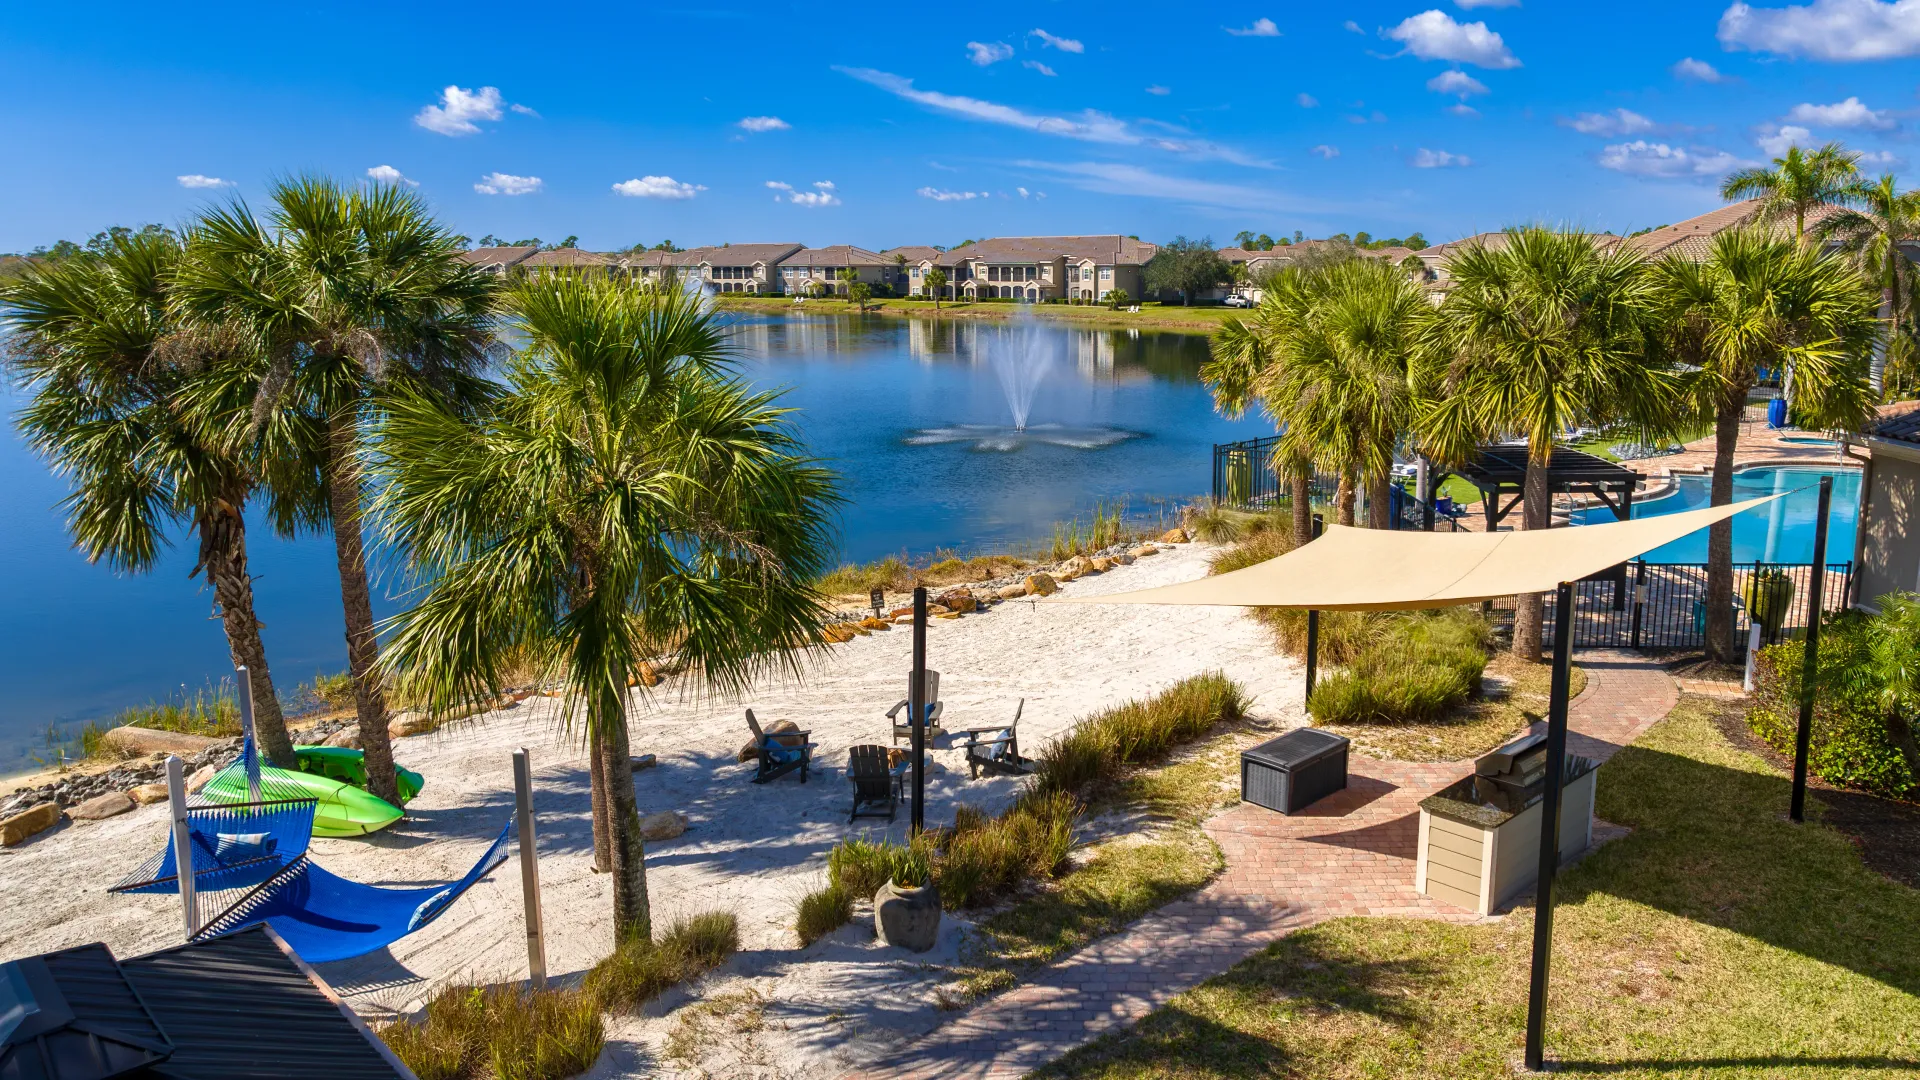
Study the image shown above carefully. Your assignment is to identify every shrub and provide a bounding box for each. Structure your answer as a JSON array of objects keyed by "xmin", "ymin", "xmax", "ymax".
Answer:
[
  {"xmin": 1306, "ymin": 608, "xmax": 1492, "ymax": 724},
  {"xmin": 583, "ymin": 912, "xmax": 740, "ymax": 1013},
  {"xmin": 935, "ymin": 791, "xmax": 1081, "ymax": 908},
  {"xmin": 381, "ymin": 984, "xmax": 604, "ymax": 1080},
  {"xmin": 311, "ymin": 670, "xmax": 356, "ymax": 710},
  {"xmin": 794, "ymin": 883, "xmax": 853, "ymax": 946},
  {"xmin": 1033, "ymin": 671, "xmax": 1249, "ymax": 796},
  {"xmin": 827, "ymin": 835, "xmax": 934, "ymax": 895},
  {"xmin": 1747, "ymin": 611, "xmax": 1917, "ymax": 799}
]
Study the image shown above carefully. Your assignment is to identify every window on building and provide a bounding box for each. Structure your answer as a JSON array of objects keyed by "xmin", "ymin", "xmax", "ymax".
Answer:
[{"xmin": 1101, "ymin": 267, "xmax": 1112, "ymax": 278}]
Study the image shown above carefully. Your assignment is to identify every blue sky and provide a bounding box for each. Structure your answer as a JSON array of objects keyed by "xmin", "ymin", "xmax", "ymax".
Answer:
[{"xmin": 2, "ymin": 0, "xmax": 1916, "ymax": 253}]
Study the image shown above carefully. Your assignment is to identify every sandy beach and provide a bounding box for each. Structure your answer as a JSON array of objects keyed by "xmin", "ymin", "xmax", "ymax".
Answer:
[{"xmin": 0, "ymin": 541, "xmax": 1302, "ymax": 1077}]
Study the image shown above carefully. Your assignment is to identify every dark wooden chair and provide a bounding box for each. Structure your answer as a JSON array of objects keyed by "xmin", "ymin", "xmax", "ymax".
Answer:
[
  {"xmin": 745, "ymin": 709, "xmax": 814, "ymax": 784},
  {"xmin": 846, "ymin": 744, "xmax": 904, "ymax": 822},
  {"xmin": 887, "ymin": 670, "xmax": 945, "ymax": 745},
  {"xmin": 960, "ymin": 698, "xmax": 1033, "ymax": 779}
]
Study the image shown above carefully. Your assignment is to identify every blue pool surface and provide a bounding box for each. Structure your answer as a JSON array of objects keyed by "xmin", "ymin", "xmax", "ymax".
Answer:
[{"xmin": 1570, "ymin": 465, "xmax": 1859, "ymax": 564}]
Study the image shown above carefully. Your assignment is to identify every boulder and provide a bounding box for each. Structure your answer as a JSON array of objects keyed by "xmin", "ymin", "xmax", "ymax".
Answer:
[
  {"xmin": 937, "ymin": 612, "xmax": 963, "ymax": 620},
  {"xmin": 892, "ymin": 614, "xmax": 915, "ymax": 625},
  {"xmin": 389, "ymin": 712, "xmax": 437, "ymax": 738},
  {"xmin": 925, "ymin": 604, "xmax": 951, "ymax": 616},
  {"xmin": 933, "ymin": 590, "xmax": 977, "ymax": 614},
  {"xmin": 1129, "ymin": 544, "xmax": 1159, "ymax": 558},
  {"xmin": 1024, "ymin": 573, "xmax": 1059, "ymax": 597},
  {"xmin": 128, "ymin": 783, "xmax": 170, "ymax": 806},
  {"xmin": 628, "ymin": 662, "xmax": 661, "ymax": 687},
  {"xmin": 100, "ymin": 726, "xmax": 218, "ymax": 758},
  {"xmin": 1089, "ymin": 556, "xmax": 1113, "ymax": 573},
  {"xmin": 997, "ymin": 584, "xmax": 1028, "ymax": 600},
  {"xmin": 738, "ymin": 719, "xmax": 804, "ymax": 762},
  {"xmin": 323, "ymin": 728, "xmax": 362, "ymax": 749},
  {"xmin": 1160, "ymin": 527, "xmax": 1190, "ymax": 544},
  {"xmin": 186, "ymin": 765, "xmax": 217, "ymax": 794},
  {"xmin": 0, "ymin": 802, "xmax": 61, "ymax": 847},
  {"xmin": 638, "ymin": 810, "xmax": 688, "ymax": 842},
  {"xmin": 1114, "ymin": 551, "xmax": 1136, "ymax": 566},
  {"xmin": 859, "ymin": 617, "xmax": 892, "ymax": 631},
  {"xmin": 816, "ymin": 625, "xmax": 852, "ymax": 645},
  {"xmin": 1060, "ymin": 556, "xmax": 1091, "ymax": 576},
  {"xmin": 842, "ymin": 621, "xmax": 872, "ymax": 636},
  {"xmin": 632, "ymin": 754, "xmax": 658, "ymax": 771},
  {"xmin": 70, "ymin": 791, "xmax": 134, "ymax": 822},
  {"xmin": 888, "ymin": 606, "xmax": 916, "ymax": 619}
]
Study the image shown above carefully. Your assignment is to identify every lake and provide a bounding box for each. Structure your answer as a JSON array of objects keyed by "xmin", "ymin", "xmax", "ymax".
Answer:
[{"xmin": 0, "ymin": 314, "xmax": 1262, "ymax": 772}]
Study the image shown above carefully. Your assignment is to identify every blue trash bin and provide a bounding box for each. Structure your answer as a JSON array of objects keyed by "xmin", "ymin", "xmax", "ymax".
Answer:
[{"xmin": 1767, "ymin": 397, "xmax": 1789, "ymax": 428}]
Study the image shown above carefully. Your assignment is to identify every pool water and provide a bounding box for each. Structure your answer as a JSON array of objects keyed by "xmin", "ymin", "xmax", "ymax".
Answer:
[{"xmin": 1570, "ymin": 465, "xmax": 1859, "ymax": 563}]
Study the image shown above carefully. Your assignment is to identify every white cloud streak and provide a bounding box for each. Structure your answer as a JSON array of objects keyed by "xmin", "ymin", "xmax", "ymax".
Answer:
[
  {"xmin": 1226, "ymin": 17, "xmax": 1281, "ymax": 36},
  {"xmin": 1147, "ymin": 84, "xmax": 1172, "ymax": 95},
  {"xmin": 1671, "ymin": 56, "xmax": 1727, "ymax": 81},
  {"xmin": 769, "ymin": 180, "xmax": 840, "ymax": 206},
  {"xmin": 738, "ymin": 115, "xmax": 791, "ymax": 132},
  {"xmin": 1598, "ymin": 140, "xmax": 1743, "ymax": 178},
  {"xmin": 1030, "ymin": 29, "xmax": 1085, "ymax": 52},
  {"xmin": 1297, "ymin": 92, "xmax": 1319, "ymax": 107},
  {"xmin": 612, "ymin": 176, "xmax": 705, "ymax": 199},
  {"xmin": 177, "ymin": 174, "xmax": 231, "ymax": 189},
  {"xmin": 1411, "ymin": 147, "xmax": 1472, "ymax": 167},
  {"xmin": 1719, "ymin": 0, "xmax": 1920, "ymax": 60},
  {"xmin": 1561, "ymin": 108, "xmax": 1656, "ymax": 136},
  {"xmin": 474, "ymin": 173, "xmax": 541, "ymax": 195},
  {"xmin": 967, "ymin": 41, "xmax": 1013, "ymax": 65},
  {"xmin": 1311, "ymin": 144, "xmax": 1340, "ymax": 158},
  {"xmin": 1385, "ymin": 11, "xmax": 1521, "ymax": 68},
  {"xmin": 1754, "ymin": 123, "xmax": 1815, "ymax": 156},
  {"xmin": 1427, "ymin": 70, "xmax": 1490, "ymax": 96},
  {"xmin": 415, "ymin": 85, "xmax": 506, "ymax": 136},
  {"xmin": 917, "ymin": 187, "xmax": 989, "ymax": 201},
  {"xmin": 1024, "ymin": 60, "xmax": 1058, "ymax": 76},
  {"xmin": 1786, "ymin": 95, "xmax": 1895, "ymax": 128},
  {"xmin": 365, "ymin": 165, "xmax": 415, "ymax": 186}
]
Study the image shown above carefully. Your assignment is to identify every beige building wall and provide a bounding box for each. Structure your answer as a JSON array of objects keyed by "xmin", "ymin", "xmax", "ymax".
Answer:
[{"xmin": 1856, "ymin": 443, "xmax": 1920, "ymax": 607}]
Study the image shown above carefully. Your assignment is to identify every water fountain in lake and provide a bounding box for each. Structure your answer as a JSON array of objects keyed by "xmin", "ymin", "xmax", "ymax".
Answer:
[{"xmin": 906, "ymin": 322, "xmax": 1140, "ymax": 452}]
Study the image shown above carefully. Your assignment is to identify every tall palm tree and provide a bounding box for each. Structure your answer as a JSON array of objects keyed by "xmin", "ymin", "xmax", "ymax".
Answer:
[
  {"xmin": 372, "ymin": 276, "xmax": 838, "ymax": 943},
  {"xmin": 1815, "ymin": 173, "xmax": 1920, "ymax": 395},
  {"xmin": 1207, "ymin": 309, "xmax": 1316, "ymax": 547},
  {"xmin": 1650, "ymin": 230, "xmax": 1877, "ymax": 662},
  {"xmin": 1419, "ymin": 228, "xmax": 1679, "ymax": 661},
  {"xmin": 2, "ymin": 228, "xmax": 317, "ymax": 765},
  {"xmin": 1720, "ymin": 141, "xmax": 1864, "ymax": 247},
  {"xmin": 172, "ymin": 177, "xmax": 497, "ymax": 804}
]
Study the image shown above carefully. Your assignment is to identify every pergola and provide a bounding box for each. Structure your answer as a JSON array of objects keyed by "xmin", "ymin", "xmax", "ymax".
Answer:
[{"xmin": 1456, "ymin": 445, "xmax": 1642, "ymax": 530}]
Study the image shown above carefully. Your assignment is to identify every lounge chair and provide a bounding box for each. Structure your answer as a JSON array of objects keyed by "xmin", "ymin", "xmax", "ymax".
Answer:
[
  {"xmin": 746, "ymin": 709, "xmax": 814, "ymax": 784},
  {"xmin": 961, "ymin": 699, "xmax": 1033, "ymax": 779},
  {"xmin": 887, "ymin": 671, "xmax": 945, "ymax": 745},
  {"xmin": 847, "ymin": 744, "xmax": 905, "ymax": 822}
]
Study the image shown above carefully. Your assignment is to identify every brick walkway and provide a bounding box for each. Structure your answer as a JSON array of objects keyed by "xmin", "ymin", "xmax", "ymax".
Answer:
[{"xmin": 861, "ymin": 650, "xmax": 1677, "ymax": 1080}]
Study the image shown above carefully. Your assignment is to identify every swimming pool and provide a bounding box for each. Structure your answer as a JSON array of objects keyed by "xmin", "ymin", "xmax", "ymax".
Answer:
[{"xmin": 1570, "ymin": 465, "xmax": 1859, "ymax": 563}]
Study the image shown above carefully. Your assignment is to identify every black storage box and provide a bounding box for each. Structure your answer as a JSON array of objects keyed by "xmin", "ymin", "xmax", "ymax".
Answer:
[{"xmin": 1241, "ymin": 728, "xmax": 1350, "ymax": 814}]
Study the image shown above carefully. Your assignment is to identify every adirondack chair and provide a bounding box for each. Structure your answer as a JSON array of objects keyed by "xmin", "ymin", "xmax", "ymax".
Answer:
[
  {"xmin": 846, "ymin": 744, "xmax": 905, "ymax": 822},
  {"xmin": 960, "ymin": 698, "xmax": 1033, "ymax": 779},
  {"xmin": 887, "ymin": 670, "xmax": 945, "ymax": 745},
  {"xmin": 745, "ymin": 709, "xmax": 815, "ymax": 784}
]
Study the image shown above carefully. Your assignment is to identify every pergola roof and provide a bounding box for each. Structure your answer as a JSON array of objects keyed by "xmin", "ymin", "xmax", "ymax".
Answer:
[{"xmin": 1456, "ymin": 445, "xmax": 1641, "ymax": 527}]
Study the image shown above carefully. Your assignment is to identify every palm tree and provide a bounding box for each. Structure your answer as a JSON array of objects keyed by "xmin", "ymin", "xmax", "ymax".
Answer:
[
  {"xmin": 1419, "ymin": 228, "xmax": 1679, "ymax": 661},
  {"xmin": 1815, "ymin": 173, "xmax": 1920, "ymax": 395},
  {"xmin": 1207, "ymin": 310, "xmax": 1316, "ymax": 547},
  {"xmin": 1650, "ymin": 229, "xmax": 1877, "ymax": 662},
  {"xmin": 1720, "ymin": 142, "xmax": 1863, "ymax": 247},
  {"xmin": 924, "ymin": 267, "xmax": 948, "ymax": 311},
  {"xmin": 372, "ymin": 276, "xmax": 839, "ymax": 943},
  {"xmin": 2, "ymin": 228, "xmax": 315, "ymax": 765},
  {"xmin": 172, "ymin": 177, "xmax": 497, "ymax": 804}
]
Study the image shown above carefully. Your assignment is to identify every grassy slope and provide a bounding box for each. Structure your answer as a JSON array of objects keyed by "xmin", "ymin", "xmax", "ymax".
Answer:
[
  {"xmin": 1041, "ymin": 695, "xmax": 1920, "ymax": 1078},
  {"xmin": 711, "ymin": 294, "xmax": 1235, "ymax": 332}
]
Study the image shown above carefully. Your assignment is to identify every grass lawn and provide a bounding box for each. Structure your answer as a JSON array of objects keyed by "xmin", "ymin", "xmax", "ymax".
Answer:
[
  {"xmin": 1040, "ymin": 694, "xmax": 1920, "ymax": 1078},
  {"xmin": 710, "ymin": 294, "xmax": 1236, "ymax": 333}
]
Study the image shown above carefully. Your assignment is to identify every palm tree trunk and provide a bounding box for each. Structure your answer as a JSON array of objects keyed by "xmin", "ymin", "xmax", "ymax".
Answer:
[
  {"xmin": 1290, "ymin": 464, "xmax": 1314, "ymax": 548},
  {"xmin": 1512, "ymin": 453, "xmax": 1552, "ymax": 661},
  {"xmin": 1872, "ymin": 279, "xmax": 1895, "ymax": 396},
  {"xmin": 1366, "ymin": 473, "xmax": 1392, "ymax": 530},
  {"xmin": 196, "ymin": 495, "xmax": 296, "ymax": 768},
  {"xmin": 326, "ymin": 407, "xmax": 399, "ymax": 805},
  {"xmin": 1704, "ymin": 389, "xmax": 1745, "ymax": 663},
  {"xmin": 1335, "ymin": 470, "xmax": 1357, "ymax": 527},
  {"xmin": 589, "ymin": 734, "xmax": 612, "ymax": 873},
  {"xmin": 596, "ymin": 698, "xmax": 651, "ymax": 944}
]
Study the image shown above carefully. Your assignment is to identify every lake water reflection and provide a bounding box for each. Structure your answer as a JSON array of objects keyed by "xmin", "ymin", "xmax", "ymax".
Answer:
[{"xmin": 0, "ymin": 314, "xmax": 1262, "ymax": 769}]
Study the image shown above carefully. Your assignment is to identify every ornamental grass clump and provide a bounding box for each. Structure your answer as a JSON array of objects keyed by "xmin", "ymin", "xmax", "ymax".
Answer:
[
  {"xmin": 794, "ymin": 882, "xmax": 854, "ymax": 946},
  {"xmin": 935, "ymin": 791, "xmax": 1080, "ymax": 909},
  {"xmin": 380, "ymin": 983, "xmax": 604, "ymax": 1080},
  {"xmin": 583, "ymin": 912, "xmax": 740, "ymax": 1013},
  {"xmin": 1032, "ymin": 671, "xmax": 1250, "ymax": 796},
  {"xmin": 1307, "ymin": 608, "xmax": 1492, "ymax": 724}
]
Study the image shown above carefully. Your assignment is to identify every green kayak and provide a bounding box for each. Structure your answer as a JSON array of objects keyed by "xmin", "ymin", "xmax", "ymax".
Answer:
[{"xmin": 200, "ymin": 747, "xmax": 424, "ymax": 837}]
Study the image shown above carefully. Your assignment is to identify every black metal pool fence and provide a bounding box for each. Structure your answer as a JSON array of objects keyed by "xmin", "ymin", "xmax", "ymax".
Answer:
[{"xmin": 1211, "ymin": 436, "xmax": 1853, "ymax": 651}]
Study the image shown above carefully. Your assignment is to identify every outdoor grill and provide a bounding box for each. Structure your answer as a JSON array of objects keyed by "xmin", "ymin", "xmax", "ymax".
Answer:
[{"xmin": 1472, "ymin": 731, "xmax": 1553, "ymax": 812}]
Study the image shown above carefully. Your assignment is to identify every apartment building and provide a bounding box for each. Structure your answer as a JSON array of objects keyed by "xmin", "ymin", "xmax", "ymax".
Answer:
[
  {"xmin": 904, "ymin": 235, "xmax": 1156, "ymax": 302},
  {"xmin": 519, "ymin": 248, "xmax": 616, "ymax": 277},
  {"xmin": 696, "ymin": 243, "xmax": 804, "ymax": 293},
  {"xmin": 777, "ymin": 245, "xmax": 900, "ymax": 295},
  {"xmin": 459, "ymin": 245, "xmax": 538, "ymax": 275}
]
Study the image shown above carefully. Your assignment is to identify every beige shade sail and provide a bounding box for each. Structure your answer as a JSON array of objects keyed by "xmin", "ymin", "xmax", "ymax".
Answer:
[{"xmin": 1046, "ymin": 494, "xmax": 1785, "ymax": 611}]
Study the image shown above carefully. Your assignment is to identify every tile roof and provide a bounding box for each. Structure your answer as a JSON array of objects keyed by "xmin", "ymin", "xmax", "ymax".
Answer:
[
  {"xmin": 880, "ymin": 246, "xmax": 944, "ymax": 262},
  {"xmin": 1620, "ymin": 198, "xmax": 1850, "ymax": 260},
  {"xmin": 1423, "ymin": 230, "xmax": 1623, "ymax": 264},
  {"xmin": 694, "ymin": 243, "xmax": 804, "ymax": 266},
  {"xmin": 949, "ymin": 235, "xmax": 1158, "ymax": 265},
  {"xmin": 520, "ymin": 247, "xmax": 614, "ymax": 267},
  {"xmin": 780, "ymin": 245, "xmax": 889, "ymax": 267},
  {"xmin": 1867, "ymin": 401, "xmax": 1920, "ymax": 445},
  {"xmin": 459, "ymin": 245, "xmax": 538, "ymax": 267}
]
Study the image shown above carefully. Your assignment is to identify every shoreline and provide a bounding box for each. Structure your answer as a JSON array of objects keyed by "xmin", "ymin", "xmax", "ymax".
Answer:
[{"xmin": 712, "ymin": 294, "xmax": 1232, "ymax": 334}]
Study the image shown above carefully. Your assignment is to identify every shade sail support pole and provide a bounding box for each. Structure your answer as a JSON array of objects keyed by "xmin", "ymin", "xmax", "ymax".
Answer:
[
  {"xmin": 1525, "ymin": 579, "xmax": 1575, "ymax": 1072},
  {"xmin": 1304, "ymin": 515, "xmax": 1325, "ymax": 706},
  {"xmin": 910, "ymin": 586, "xmax": 928, "ymax": 835},
  {"xmin": 512, "ymin": 748, "xmax": 548, "ymax": 990},
  {"xmin": 1790, "ymin": 475, "xmax": 1833, "ymax": 824}
]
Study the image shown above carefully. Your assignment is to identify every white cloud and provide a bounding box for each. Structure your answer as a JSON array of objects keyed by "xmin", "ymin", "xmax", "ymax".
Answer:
[
  {"xmin": 1343, "ymin": 19, "xmax": 1365, "ymax": 32},
  {"xmin": 1427, "ymin": 70, "xmax": 1490, "ymax": 96},
  {"xmin": 1671, "ymin": 56, "xmax": 1727, "ymax": 82},
  {"xmin": 1786, "ymin": 95, "xmax": 1895, "ymax": 129},
  {"xmin": 738, "ymin": 115, "xmax": 791, "ymax": 132},
  {"xmin": 1448, "ymin": 103, "xmax": 1482, "ymax": 116},
  {"xmin": 1030, "ymin": 29, "xmax": 1085, "ymax": 52},
  {"xmin": 769, "ymin": 180, "xmax": 840, "ymax": 206},
  {"xmin": 177, "ymin": 174, "xmax": 231, "ymax": 189},
  {"xmin": 1311, "ymin": 144, "xmax": 1340, "ymax": 158},
  {"xmin": 612, "ymin": 176, "xmax": 705, "ymax": 199},
  {"xmin": 967, "ymin": 41, "xmax": 1013, "ymax": 65},
  {"xmin": 1385, "ymin": 11, "xmax": 1521, "ymax": 68},
  {"xmin": 1025, "ymin": 60, "xmax": 1058, "ymax": 76},
  {"xmin": 1226, "ymin": 17, "xmax": 1281, "ymax": 36},
  {"xmin": 1017, "ymin": 186, "xmax": 1031, "ymax": 197},
  {"xmin": 1719, "ymin": 0, "xmax": 1920, "ymax": 60},
  {"xmin": 1858, "ymin": 148, "xmax": 1907, "ymax": 166},
  {"xmin": 365, "ymin": 165, "xmax": 415, "ymax": 186},
  {"xmin": 916, "ymin": 187, "xmax": 988, "ymax": 201},
  {"xmin": 814, "ymin": 180, "xmax": 836, "ymax": 191},
  {"xmin": 1598, "ymin": 140, "xmax": 1742, "ymax": 178},
  {"xmin": 1755, "ymin": 123, "xmax": 1814, "ymax": 155},
  {"xmin": 1297, "ymin": 92, "xmax": 1319, "ymax": 107},
  {"xmin": 474, "ymin": 172, "xmax": 541, "ymax": 196},
  {"xmin": 1562, "ymin": 108, "xmax": 1656, "ymax": 137},
  {"xmin": 1147, "ymin": 84, "xmax": 1172, "ymax": 95},
  {"xmin": 836, "ymin": 67, "xmax": 1267, "ymax": 165},
  {"xmin": 1411, "ymin": 147, "xmax": 1472, "ymax": 167},
  {"xmin": 415, "ymin": 85, "xmax": 505, "ymax": 136},
  {"xmin": 510, "ymin": 103, "xmax": 540, "ymax": 117}
]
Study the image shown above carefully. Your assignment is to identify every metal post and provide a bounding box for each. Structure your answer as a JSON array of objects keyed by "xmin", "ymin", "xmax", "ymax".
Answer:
[
  {"xmin": 1743, "ymin": 621, "xmax": 1763, "ymax": 693},
  {"xmin": 235, "ymin": 665, "xmax": 260, "ymax": 803},
  {"xmin": 166, "ymin": 756, "xmax": 199, "ymax": 942},
  {"xmin": 910, "ymin": 586, "xmax": 928, "ymax": 835},
  {"xmin": 1304, "ymin": 515, "xmax": 1325, "ymax": 706},
  {"xmin": 1790, "ymin": 476, "xmax": 1833, "ymax": 824},
  {"xmin": 1524, "ymin": 580, "xmax": 1575, "ymax": 1071},
  {"xmin": 1628, "ymin": 562, "xmax": 1647, "ymax": 650},
  {"xmin": 512, "ymin": 749, "xmax": 548, "ymax": 989}
]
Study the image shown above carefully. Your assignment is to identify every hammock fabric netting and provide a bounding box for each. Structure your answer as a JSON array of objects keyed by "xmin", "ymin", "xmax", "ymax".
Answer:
[{"xmin": 115, "ymin": 731, "xmax": 513, "ymax": 963}]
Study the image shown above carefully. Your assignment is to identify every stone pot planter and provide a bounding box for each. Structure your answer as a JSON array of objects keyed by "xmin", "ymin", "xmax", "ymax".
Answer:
[{"xmin": 873, "ymin": 878, "xmax": 942, "ymax": 952}]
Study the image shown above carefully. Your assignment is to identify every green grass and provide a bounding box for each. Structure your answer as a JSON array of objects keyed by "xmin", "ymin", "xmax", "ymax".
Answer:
[
  {"xmin": 1307, "ymin": 608, "xmax": 1492, "ymax": 725},
  {"xmin": 582, "ymin": 912, "xmax": 740, "ymax": 1014},
  {"xmin": 795, "ymin": 883, "xmax": 855, "ymax": 946},
  {"xmin": 380, "ymin": 984, "xmax": 604, "ymax": 1080},
  {"xmin": 1032, "ymin": 672, "xmax": 1250, "ymax": 797},
  {"xmin": 1040, "ymin": 695, "xmax": 1920, "ymax": 1078}
]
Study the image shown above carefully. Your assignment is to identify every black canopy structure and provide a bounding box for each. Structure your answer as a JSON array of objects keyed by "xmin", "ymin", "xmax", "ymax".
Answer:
[{"xmin": 1457, "ymin": 445, "xmax": 1643, "ymax": 530}]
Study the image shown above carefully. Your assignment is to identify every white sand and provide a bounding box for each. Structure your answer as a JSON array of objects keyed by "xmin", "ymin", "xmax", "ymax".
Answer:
[{"xmin": 0, "ymin": 542, "xmax": 1301, "ymax": 1077}]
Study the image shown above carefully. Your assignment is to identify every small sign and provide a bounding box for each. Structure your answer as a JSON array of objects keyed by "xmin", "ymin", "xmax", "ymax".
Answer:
[{"xmin": 870, "ymin": 587, "xmax": 885, "ymax": 618}]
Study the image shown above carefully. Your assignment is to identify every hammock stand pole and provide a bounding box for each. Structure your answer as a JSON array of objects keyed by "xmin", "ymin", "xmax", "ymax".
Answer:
[
  {"xmin": 235, "ymin": 664, "xmax": 261, "ymax": 802},
  {"xmin": 166, "ymin": 755, "xmax": 199, "ymax": 941},
  {"xmin": 513, "ymin": 748, "xmax": 548, "ymax": 989}
]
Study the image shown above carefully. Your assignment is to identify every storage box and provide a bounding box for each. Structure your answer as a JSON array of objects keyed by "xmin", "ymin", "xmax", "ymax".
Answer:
[
  {"xmin": 1241, "ymin": 729, "xmax": 1349, "ymax": 814},
  {"xmin": 1414, "ymin": 753, "xmax": 1598, "ymax": 915}
]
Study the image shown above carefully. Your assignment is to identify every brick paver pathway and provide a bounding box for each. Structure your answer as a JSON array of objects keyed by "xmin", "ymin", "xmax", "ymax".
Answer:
[{"xmin": 861, "ymin": 650, "xmax": 1677, "ymax": 1080}]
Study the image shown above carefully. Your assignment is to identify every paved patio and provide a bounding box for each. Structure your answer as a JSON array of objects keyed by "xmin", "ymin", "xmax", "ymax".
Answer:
[{"xmin": 862, "ymin": 649, "xmax": 1679, "ymax": 1080}]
